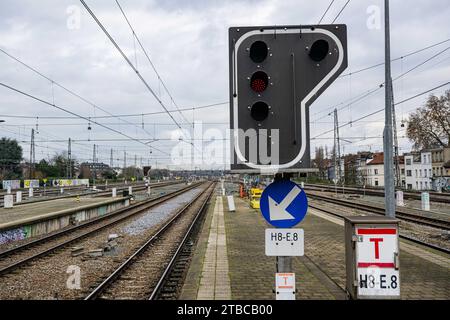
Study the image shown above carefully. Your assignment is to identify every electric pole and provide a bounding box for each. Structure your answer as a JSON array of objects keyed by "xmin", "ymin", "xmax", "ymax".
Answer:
[
  {"xmin": 383, "ymin": 0, "xmax": 396, "ymax": 217},
  {"xmin": 29, "ymin": 128, "xmax": 35, "ymax": 179},
  {"xmin": 67, "ymin": 138, "xmax": 72, "ymax": 178},
  {"xmin": 93, "ymin": 144, "xmax": 96, "ymax": 185},
  {"xmin": 110, "ymin": 148, "xmax": 113, "ymax": 168},
  {"xmin": 391, "ymin": 83, "xmax": 400, "ymax": 187},
  {"xmin": 333, "ymin": 108, "xmax": 341, "ymax": 183},
  {"xmin": 124, "ymin": 151, "xmax": 127, "ymax": 169}
]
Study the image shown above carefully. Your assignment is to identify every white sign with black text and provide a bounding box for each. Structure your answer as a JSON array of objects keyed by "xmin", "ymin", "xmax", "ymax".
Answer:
[
  {"xmin": 265, "ymin": 228, "xmax": 304, "ymax": 256},
  {"xmin": 355, "ymin": 227, "xmax": 400, "ymax": 298}
]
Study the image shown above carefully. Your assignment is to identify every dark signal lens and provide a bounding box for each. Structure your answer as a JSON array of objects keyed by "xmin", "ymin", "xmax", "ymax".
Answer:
[
  {"xmin": 250, "ymin": 101, "xmax": 269, "ymax": 121},
  {"xmin": 250, "ymin": 41, "xmax": 268, "ymax": 63},
  {"xmin": 250, "ymin": 71, "xmax": 268, "ymax": 93},
  {"xmin": 309, "ymin": 39, "xmax": 329, "ymax": 62}
]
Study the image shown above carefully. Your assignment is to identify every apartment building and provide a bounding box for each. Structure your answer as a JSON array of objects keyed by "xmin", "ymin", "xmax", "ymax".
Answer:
[
  {"xmin": 358, "ymin": 152, "xmax": 405, "ymax": 188},
  {"xmin": 430, "ymin": 147, "xmax": 450, "ymax": 177},
  {"xmin": 404, "ymin": 151, "xmax": 432, "ymax": 190},
  {"xmin": 364, "ymin": 152, "xmax": 384, "ymax": 187}
]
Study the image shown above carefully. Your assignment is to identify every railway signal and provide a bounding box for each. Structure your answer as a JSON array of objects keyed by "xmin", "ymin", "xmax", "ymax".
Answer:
[{"xmin": 229, "ymin": 25, "xmax": 348, "ymax": 172}]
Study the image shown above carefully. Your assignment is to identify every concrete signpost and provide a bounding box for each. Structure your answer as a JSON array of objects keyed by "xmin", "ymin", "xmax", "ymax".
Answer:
[
  {"xmin": 29, "ymin": 187, "xmax": 33, "ymax": 198},
  {"xmin": 16, "ymin": 191, "xmax": 22, "ymax": 203},
  {"xmin": 421, "ymin": 192, "xmax": 430, "ymax": 211},
  {"xmin": 259, "ymin": 179, "xmax": 308, "ymax": 300},
  {"xmin": 395, "ymin": 191, "xmax": 404, "ymax": 206},
  {"xmin": 4, "ymin": 194, "xmax": 14, "ymax": 208},
  {"xmin": 227, "ymin": 195, "xmax": 236, "ymax": 212},
  {"xmin": 112, "ymin": 188, "xmax": 117, "ymax": 198}
]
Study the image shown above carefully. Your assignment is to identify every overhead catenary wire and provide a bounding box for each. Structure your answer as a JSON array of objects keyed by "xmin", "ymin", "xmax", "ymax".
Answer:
[
  {"xmin": 338, "ymin": 38, "xmax": 450, "ymax": 78},
  {"xmin": 312, "ymin": 81, "xmax": 450, "ymax": 139},
  {"xmin": 0, "ymin": 101, "xmax": 228, "ymax": 120},
  {"xmin": 331, "ymin": 0, "xmax": 351, "ymax": 24},
  {"xmin": 318, "ymin": 0, "xmax": 335, "ymax": 24},
  {"xmin": 0, "ymin": 47, "xmax": 158, "ymax": 141},
  {"xmin": 114, "ymin": 0, "xmax": 192, "ymax": 127},
  {"xmin": 0, "ymin": 81, "xmax": 170, "ymax": 156},
  {"xmin": 312, "ymin": 45, "xmax": 450, "ymax": 121},
  {"xmin": 79, "ymin": 0, "xmax": 182, "ymax": 130}
]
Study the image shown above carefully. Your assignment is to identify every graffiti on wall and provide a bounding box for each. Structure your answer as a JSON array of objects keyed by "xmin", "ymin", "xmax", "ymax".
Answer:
[
  {"xmin": 24, "ymin": 179, "xmax": 40, "ymax": 188},
  {"xmin": 433, "ymin": 177, "xmax": 450, "ymax": 191},
  {"xmin": 2, "ymin": 180, "xmax": 21, "ymax": 190},
  {"xmin": 52, "ymin": 179, "xmax": 89, "ymax": 187},
  {"xmin": 0, "ymin": 228, "xmax": 27, "ymax": 245}
]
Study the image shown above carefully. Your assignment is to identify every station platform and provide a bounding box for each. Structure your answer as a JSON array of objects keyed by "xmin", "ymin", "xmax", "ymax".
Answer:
[
  {"xmin": 181, "ymin": 194, "xmax": 450, "ymax": 300},
  {"xmin": 0, "ymin": 197, "xmax": 125, "ymax": 227},
  {"xmin": 0, "ymin": 196, "xmax": 130, "ymax": 242}
]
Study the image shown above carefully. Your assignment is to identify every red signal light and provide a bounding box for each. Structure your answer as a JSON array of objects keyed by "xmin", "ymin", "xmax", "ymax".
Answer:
[{"xmin": 250, "ymin": 71, "xmax": 268, "ymax": 93}]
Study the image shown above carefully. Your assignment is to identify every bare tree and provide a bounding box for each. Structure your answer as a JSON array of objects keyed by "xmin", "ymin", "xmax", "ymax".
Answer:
[
  {"xmin": 406, "ymin": 90, "xmax": 450, "ymax": 150},
  {"xmin": 313, "ymin": 146, "xmax": 328, "ymax": 180}
]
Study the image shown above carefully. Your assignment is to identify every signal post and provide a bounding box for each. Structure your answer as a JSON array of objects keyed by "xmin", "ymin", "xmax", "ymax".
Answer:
[{"xmin": 229, "ymin": 25, "xmax": 348, "ymax": 299}]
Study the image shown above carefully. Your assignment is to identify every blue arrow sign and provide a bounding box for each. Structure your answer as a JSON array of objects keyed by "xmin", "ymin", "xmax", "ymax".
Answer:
[{"xmin": 260, "ymin": 180, "xmax": 308, "ymax": 228}]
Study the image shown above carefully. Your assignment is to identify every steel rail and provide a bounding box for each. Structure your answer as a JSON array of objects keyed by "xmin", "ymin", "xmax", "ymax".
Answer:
[
  {"xmin": 0, "ymin": 182, "xmax": 202, "ymax": 275},
  {"xmin": 0, "ymin": 181, "xmax": 180, "ymax": 207},
  {"xmin": 308, "ymin": 202, "xmax": 450, "ymax": 255},
  {"xmin": 149, "ymin": 184, "xmax": 214, "ymax": 300},
  {"xmin": 304, "ymin": 184, "xmax": 450, "ymax": 204},
  {"xmin": 308, "ymin": 193, "xmax": 450, "ymax": 230},
  {"xmin": 84, "ymin": 183, "xmax": 214, "ymax": 300}
]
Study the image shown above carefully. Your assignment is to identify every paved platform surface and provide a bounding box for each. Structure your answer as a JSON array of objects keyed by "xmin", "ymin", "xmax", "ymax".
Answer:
[
  {"xmin": 182, "ymin": 193, "xmax": 450, "ymax": 300},
  {"xmin": 196, "ymin": 196, "xmax": 232, "ymax": 300}
]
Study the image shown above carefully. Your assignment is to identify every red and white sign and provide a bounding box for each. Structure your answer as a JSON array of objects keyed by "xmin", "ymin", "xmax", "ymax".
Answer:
[
  {"xmin": 275, "ymin": 273, "xmax": 295, "ymax": 300},
  {"xmin": 355, "ymin": 227, "xmax": 400, "ymax": 297}
]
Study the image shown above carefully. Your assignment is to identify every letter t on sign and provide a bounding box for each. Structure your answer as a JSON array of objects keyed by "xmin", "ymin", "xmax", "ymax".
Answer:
[{"xmin": 370, "ymin": 238, "xmax": 383, "ymax": 259}]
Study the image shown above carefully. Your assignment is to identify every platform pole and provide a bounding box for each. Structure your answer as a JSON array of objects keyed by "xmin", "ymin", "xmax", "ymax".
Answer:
[
  {"xmin": 274, "ymin": 172, "xmax": 294, "ymax": 299},
  {"xmin": 276, "ymin": 256, "xmax": 292, "ymax": 273}
]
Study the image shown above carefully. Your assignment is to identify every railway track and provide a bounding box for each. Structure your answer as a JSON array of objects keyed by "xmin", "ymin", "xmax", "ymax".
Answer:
[
  {"xmin": 304, "ymin": 183, "xmax": 450, "ymax": 204},
  {"xmin": 0, "ymin": 181, "xmax": 178, "ymax": 206},
  {"xmin": 0, "ymin": 182, "xmax": 201, "ymax": 276},
  {"xmin": 308, "ymin": 199, "xmax": 450, "ymax": 255},
  {"xmin": 0, "ymin": 181, "xmax": 145, "ymax": 198},
  {"xmin": 308, "ymin": 193, "xmax": 450, "ymax": 230},
  {"xmin": 84, "ymin": 182, "xmax": 215, "ymax": 300}
]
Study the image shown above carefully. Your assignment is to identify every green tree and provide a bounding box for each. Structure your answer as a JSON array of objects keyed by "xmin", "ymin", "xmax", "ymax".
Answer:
[
  {"xmin": 0, "ymin": 137, "xmax": 23, "ymax": 179},
  {"xmin": 35, "ymin": 154, "xmax": 77, "ymax": 178},
  {"xmin": 407, "ymin": 90, "xmax": 450, "ymax": 149},
  {"xmin": 120, "ymin": 166, "xmax": 143, "ymax": 180},
  {"xmin": 35, "ymin": 159, "xmax": 59, "ymax": 178}
]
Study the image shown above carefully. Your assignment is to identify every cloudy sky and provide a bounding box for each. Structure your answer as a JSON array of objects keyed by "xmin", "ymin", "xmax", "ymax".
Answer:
[{"xmin": 0, "ymin": 0, "xmax": 449, "ymax": 170}]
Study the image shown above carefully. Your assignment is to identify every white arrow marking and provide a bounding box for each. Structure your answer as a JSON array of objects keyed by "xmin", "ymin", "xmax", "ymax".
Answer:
[{"xmin": 268, "ymin": 185, "xmax": 301, "ymax": 221}]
